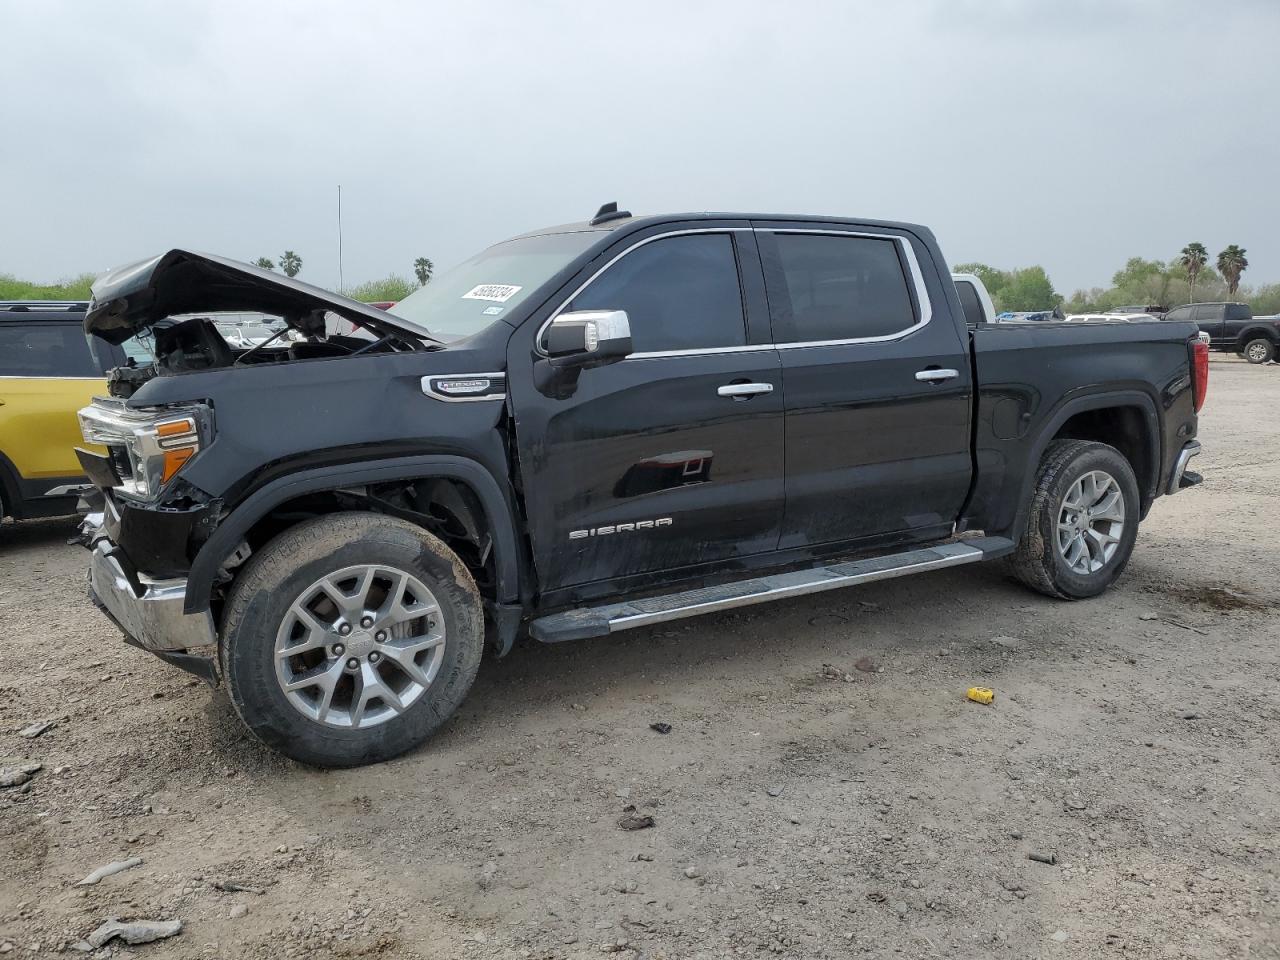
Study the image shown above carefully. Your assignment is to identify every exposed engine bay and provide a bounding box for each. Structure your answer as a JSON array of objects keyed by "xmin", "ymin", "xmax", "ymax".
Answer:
[
  {"xmin": 104, "ymin": 312, "xmax": 419, "ymax": 397},
  {"xmin": 84, "ymin": 249, "xmax": 436, "ymax": 398}
]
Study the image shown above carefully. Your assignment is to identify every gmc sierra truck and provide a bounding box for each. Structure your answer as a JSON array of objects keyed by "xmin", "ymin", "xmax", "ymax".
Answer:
[{"xmin": 75, "ymin": 206, "xmax": 1208, "ymax": 767}]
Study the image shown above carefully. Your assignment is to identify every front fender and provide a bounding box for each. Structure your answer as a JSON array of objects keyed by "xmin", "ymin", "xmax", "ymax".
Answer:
[{"xmin": 183, "ymin": 454, "xmax": 523, "ymax": 614}]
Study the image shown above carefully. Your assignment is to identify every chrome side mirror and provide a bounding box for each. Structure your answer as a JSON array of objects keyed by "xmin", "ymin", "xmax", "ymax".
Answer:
[
  {"xmin": 534, "ymin": 310, "xmax": 633, "ymax": 399},
  {"xmin": 543, "ymin": 310, "xmax": 632, "ymax": 365}
]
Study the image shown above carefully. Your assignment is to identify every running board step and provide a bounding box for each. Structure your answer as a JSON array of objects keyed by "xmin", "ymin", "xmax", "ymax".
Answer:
[{"xmin": 529, "ymin": 536, "xmax": 1014, "ymax": 643}]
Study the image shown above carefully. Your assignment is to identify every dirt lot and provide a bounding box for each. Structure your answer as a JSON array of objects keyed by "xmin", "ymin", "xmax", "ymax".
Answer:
[{"xmin": 1, "ymin": 359, "xmax": 1277, "ymax": 959}]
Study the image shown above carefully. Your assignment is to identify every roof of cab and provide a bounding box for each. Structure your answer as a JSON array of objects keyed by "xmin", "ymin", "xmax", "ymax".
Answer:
[
  {"xmin": 510, "ymin": 211, "xmax": 934, "ymax": 241},
  {"xmin": 0, "ymin": 301, "xmax": 89, "ymax": 321}
]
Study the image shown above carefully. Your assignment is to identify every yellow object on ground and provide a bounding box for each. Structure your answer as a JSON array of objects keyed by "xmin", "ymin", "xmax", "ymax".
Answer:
[{"xmin": 967, "ymin": 686, "xmax": 995, "ymax": 705}]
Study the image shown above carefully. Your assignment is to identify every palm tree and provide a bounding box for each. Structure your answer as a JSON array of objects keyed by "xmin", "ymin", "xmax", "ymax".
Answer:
[
  {"xmin": 413, "ymin": 257, "xmax": 434, "ymax": 287},
  {"xmin": 1178, "ymin": 242, "xmax": 1208, "ymax": 302},
  {"xmin": 253, "ymin": 256, "xmax": 275, "ymax": 271},
  {"xmin": 279, "ymin": 251, "xmax": 303, "ymax": 278},
  {"xmin": 1216, "ymin": 245, "xmax": 1248, "ymax": 298}
]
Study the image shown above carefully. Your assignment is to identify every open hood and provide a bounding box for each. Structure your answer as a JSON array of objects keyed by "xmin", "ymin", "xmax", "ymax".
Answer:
[{"xmin": 85, "ymin": 249, "xmax": 434, "ymax": 345}]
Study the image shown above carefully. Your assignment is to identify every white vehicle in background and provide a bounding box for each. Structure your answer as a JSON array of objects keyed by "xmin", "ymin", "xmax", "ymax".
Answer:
[
  {"xmin": 166, "ymin": 311, "xmax": 291, "ymax": 349},
  {"xmin": 951, "ymin": 272, "xmax": 996, "ymax": 325},
  {"xmin": 949, "ymin": 276, "xmax": 1161, "ymax": 327},
  {"xmin": 1065, "ymin": 313, "xmax": 1159, "ymax": 323},
  {"xmin": 218, "ymin": 321, "xmax": 282, "ymax": 348}
]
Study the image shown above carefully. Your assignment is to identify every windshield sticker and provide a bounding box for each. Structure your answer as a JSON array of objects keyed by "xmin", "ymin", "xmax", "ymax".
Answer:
[
  {"xmin": 462, "ymin": 284, "xmax": 522, "ymax": 303},
  {"xmin": 482, "ymin": 305, "xmax": 504, "ymax": 316}
]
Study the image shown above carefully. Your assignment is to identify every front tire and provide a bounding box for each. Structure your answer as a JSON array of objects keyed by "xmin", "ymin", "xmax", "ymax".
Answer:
[
  {"xmin": 1008, "ymin": 440, "xmax": 1140, "ymax": 600},
  {"xmin": 220, "ymin": 512, "xmax": 484, "ymax": 767},
  {"xmin": 1243, "ymin": 338, "xmax": 1275, "ymax": 364}
]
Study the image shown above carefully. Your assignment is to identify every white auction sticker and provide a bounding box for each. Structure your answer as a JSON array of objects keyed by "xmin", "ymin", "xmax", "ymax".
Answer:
[{"xmin": 462, "ymin": 284, "xmax": 522, "ymax": 303}]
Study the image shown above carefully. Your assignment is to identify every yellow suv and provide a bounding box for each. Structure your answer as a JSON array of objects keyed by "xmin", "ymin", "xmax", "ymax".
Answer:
[{"xmin": 0, "ymin": 302, "xmax": 141, "ymax": 523}]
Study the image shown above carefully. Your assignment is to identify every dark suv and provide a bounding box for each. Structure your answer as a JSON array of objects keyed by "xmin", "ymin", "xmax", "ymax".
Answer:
[{"xmin": 1163, "ymin": 302, "xmax": 1279, "ymax": 364}]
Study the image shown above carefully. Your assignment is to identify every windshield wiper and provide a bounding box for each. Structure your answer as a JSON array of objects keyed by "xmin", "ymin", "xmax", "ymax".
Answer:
[{"xmin": 233, "ymin": 328, "xmax": 290, "ymax": 365}]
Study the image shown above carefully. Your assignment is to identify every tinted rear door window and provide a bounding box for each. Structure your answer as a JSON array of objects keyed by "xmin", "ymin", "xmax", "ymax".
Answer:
[
  {"xmin": 0, "ymin": 323, "xmax": 99, "ymax": 377},
  {"xmin": 765, "ymin": 234, "xmax": 917, "ymax": 342},
  {"xmin": 567, "ymin": 234, "xmax": 746, "ymax": 353}
]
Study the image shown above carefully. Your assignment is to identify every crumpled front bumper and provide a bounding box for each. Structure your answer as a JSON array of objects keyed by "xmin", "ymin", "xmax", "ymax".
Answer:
[
  {"xmin": 85, "ymin": 519, "xmax": 220, "ymax": 684},
  {"xmin": 88, "ymin": 539, "xmax": 215, "ymax": 652}
]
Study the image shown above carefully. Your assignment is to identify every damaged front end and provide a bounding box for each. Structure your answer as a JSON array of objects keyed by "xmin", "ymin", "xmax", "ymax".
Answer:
[
  {"xmin": 75, "ymin": 399, "xmax": 223, "ymax": 684},
  {"xmin": 75, "ymin": 250, "xmax": 438, "ymax": 682},
  {"xmin": 86, "ymin": 248, "xmax": 435, "ymax": 396}
]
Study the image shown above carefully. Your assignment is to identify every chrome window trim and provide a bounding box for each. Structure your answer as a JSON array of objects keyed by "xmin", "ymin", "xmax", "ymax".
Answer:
[
  {"xmin": 533, "ymin": 225, "xmax": 933, "ymax": 361},
  {"xmin": 760, "ymin": 228, "xmax": 933, "ymax": 348},
  {"xmin": 625, "ymin": 344, "xmax": 776, "ymax": 360},
  {"xmin": 420, "ymin": 371, "xmax": 507, "ymax": 403},
  {"xmin": 534, "ymin": 227, "xmax": 753, "ymax": 358}
]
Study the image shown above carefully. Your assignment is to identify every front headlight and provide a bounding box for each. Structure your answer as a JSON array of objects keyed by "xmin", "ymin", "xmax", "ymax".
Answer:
[{"xmin": 78, "ymin": 400, "xmax": 213, "ymax": 499}]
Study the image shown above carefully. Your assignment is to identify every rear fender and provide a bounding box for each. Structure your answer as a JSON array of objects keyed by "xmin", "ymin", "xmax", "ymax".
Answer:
[
  {"xmin": 1235, "ymin": 326, "xmax": 1280, "ymax": 348},
  {"xmin": 1006, "ymin": 390, "xmax": 1161, "ymax": 539}
]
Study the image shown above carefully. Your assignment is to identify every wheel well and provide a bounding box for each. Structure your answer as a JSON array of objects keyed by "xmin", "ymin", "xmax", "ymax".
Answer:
[
  {"xmin": 1050, "ymin": 406, "xmax": 1153, "ymax": 498},
  {"xmin": 1237, "ymin": 327, "xmax": 1280, "ymax": 347},
  {"xmin": 231, "ymin": 478, "xmax": 499, "ymax": 601}
]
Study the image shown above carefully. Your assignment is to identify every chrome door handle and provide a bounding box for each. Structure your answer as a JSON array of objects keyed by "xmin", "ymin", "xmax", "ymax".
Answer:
[
  {"xmin": 717, "ymin": 382, "xmax": 774, "ymax": 398},
  {"xmin": 915, "ymin": 368, "xmax": 959, "ymax": 382}
]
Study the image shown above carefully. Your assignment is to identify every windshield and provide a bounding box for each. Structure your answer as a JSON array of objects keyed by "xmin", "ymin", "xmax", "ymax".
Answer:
[{"xmin": 388, "ymin": 231, "xmax": 601, "ymax": 341}]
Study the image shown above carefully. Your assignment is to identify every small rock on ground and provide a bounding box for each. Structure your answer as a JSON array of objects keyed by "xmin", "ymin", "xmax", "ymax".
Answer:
[{"xmin": 86, "ymin": 919, "xmax": 182, "ymax": 948}]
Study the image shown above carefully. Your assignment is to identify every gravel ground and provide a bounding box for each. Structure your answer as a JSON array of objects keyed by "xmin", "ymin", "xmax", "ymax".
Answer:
[{"xmin": 1, "ymin": 358, "xmax": 1277, "ymax": 959}]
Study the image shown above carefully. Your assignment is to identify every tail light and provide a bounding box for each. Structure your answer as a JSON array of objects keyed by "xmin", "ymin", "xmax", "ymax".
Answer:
[{"xmin": 1191, "ymin": 334, "xmax": 1209, "ymax": 413}]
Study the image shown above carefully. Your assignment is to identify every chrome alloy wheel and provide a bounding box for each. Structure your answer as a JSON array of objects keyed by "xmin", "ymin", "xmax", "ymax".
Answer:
[
  {"xmin": 274, "ymin": 564, "xmax": 445, "ymax": 729},
  {"xmin": 1056, "ymin": 470, "xmax": 1126, "ymax": 575},
  {"xmin": 1246, "ymin": 340, "xmax": 1271, "ymax": 363}
]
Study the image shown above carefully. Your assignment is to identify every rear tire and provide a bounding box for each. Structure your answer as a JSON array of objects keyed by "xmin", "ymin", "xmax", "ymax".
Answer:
[
  {"xmin": 220, "ymin": 512, "xmax": 484, "ymax": 767},
  {"xmin": 1008, "ymin": 440, "xmax": 1140, "ymax": 600},
  {"xmin": 1243, "ymin": 338, "xmax": 1275, "ymax": 364}
]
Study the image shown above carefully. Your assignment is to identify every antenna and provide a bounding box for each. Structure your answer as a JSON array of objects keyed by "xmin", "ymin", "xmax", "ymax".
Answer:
[
  {"xmin": 590, "ymin": 201, "xmax": 632, "ymax": 226},
  {"xmin": 337, "ymin": 184, "xmax": 344, "ymax": 292}
]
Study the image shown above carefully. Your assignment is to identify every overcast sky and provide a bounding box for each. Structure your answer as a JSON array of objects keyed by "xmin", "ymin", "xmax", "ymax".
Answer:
[{"xmin": 2, "ymin": 0, "xmax": 1277, "ymax": 294}]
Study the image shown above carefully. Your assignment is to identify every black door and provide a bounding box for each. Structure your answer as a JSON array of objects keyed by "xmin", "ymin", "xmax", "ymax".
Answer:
[
  {"xmin": 1193, "ymin": 303, "xmax": 1227, "ymax": 347},
  {"xmin": 756, "ymin": 226, "xmax": 974, "ymax": 549},
  {"xmin": 508, "ymin": 227, "xmax": 785, "ymax": 594}
]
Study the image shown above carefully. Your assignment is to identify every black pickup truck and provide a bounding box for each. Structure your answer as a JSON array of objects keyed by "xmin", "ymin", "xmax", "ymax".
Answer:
[
  {"xmin": 75, "ymin": 207, "xmax": 1208, "ymax": 767},
  {"xmin": 1161, "ymin": 301, "xmax": 1280, "ymax": 364}
]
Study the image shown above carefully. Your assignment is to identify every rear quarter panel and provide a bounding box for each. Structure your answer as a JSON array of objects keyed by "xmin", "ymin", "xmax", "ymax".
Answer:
[{"xmin": 964, "ymin": 320, "xmax": 1199, "ymax": 537}]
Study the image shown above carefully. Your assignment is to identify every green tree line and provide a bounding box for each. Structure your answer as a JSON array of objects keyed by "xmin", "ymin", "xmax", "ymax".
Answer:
[
  {"xmin": 957, "ymin": 243, "xmax": 1278, "ymax": 316},
  {"xmin": 0, "ymin": 272, "xmax": 97, "ymax": 300},
  {"xmin": 339, "ymin": 258, "xmax": 435, "ymax": 302},
  {"xmin": 7, "ymin": 247, "xmax": 1277, "ymax": 314},
  {"xmin": 3, "ymin": 254, "xmax": 437, "ymax": 305}
]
